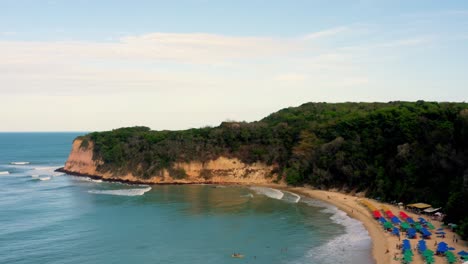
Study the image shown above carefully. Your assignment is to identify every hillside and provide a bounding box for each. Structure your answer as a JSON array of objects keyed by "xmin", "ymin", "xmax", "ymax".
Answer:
[{"xmin": 63, "ymin": 101, "xmax": 468, "ymax": 238}]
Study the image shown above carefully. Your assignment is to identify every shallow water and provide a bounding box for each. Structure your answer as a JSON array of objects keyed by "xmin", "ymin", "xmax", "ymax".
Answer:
[{"xmin": 0, "ymin": 133, "xmax": 373, "ymax": 264}]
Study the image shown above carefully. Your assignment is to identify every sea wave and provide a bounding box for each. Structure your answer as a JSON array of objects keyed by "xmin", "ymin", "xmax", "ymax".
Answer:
[
  {"xmin": 72, "ymin": 176, "xmax": 103, "ymax": 183},
  {"xmin": 250, "ymin": 186, "xmax": 284, "ymax": 200},
  {"xmin": 0, "ymin": 171, "xmax": 9, "ymax": 175},
  {"xmin": 34, "ymin": 166, "xmax": 60, "ymax": 171},
  {"xmin": 39, "ymin": 177, "xmax": 51, "ymax": 181},
  {"xmin": 283, "ymin": 191, "xmax": 301, "ymax": 203},
  {"xmin": 31, "ymin": 174, "xmax": 40, "ymax": 178},
  {"xmin": 88, "ymin": 187, "xmax": 152, "ymax": 196},
  {"xmin": 10, "ymin": 161, "xmax": 30, "ymax": 165},
  {"xmin": 240, "ymin": 193, "xmax": 254, "ymax": 198},
  {"xmin": 299, "ymin": 199, "xmax": 372, "ymax": 264}
]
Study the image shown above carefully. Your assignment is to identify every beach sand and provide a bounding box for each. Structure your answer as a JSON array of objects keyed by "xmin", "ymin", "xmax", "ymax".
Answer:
[{"xmin": 272, "ymin": 185, "xmax": 468, "ymax": 264}]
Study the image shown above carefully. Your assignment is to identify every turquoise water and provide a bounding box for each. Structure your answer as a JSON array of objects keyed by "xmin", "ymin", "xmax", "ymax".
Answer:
[{"xmin": 0, "ymin": 133, "xmax": 373, "ymax": 264}]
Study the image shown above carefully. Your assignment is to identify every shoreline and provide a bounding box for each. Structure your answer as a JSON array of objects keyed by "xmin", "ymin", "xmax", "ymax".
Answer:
[
  {"xmin": 282, "ymin": 186, "xmax": 390, "ymax": 264},
  {"xmin": 59, "ymin": 168, "xmax": 468, "ymax": 264}
]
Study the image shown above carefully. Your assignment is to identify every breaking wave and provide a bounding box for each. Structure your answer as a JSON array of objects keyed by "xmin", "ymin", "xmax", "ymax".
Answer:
[
  {"xmin": 72, "ymin": 176, "xmax": 103, "ymax": 183},
  {"xmin": 39, "ymin": 177, "xmax": 51, "ymax": 181},
  {"xmin": 10, "ymin": 161, "xmax": 30, "ymax": 165},
  {"xmin": 88, "ymin": 187, "xmax": 152, "ymax": 196},
  {"xmin": 34, "ymin": 166, "xmax": 59, "ymax": 171},
  {"xmin": 0, "ymin": 171, "xmax": 9, "ymax": 175},
  {"xmin": 250, "ymin": 186, "xmax": 284, "ymax": 200},
  {"xmin": 283, "ymin": 191, "xmax": 301, "ymax": 203}
]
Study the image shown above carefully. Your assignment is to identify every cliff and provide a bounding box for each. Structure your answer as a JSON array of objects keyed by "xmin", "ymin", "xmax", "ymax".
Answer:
[{"xmin": 63, "ymin": 139, "xmax": 279, "ymax": 184}]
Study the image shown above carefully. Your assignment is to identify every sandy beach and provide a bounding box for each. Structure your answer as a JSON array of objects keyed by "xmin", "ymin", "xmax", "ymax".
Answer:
[{"xmin": 273, "ymin": 185, "xmax": 468, "ymax": 264}]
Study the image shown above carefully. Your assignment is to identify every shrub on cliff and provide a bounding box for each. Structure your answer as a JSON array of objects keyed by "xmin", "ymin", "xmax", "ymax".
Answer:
[{"xmin": 78, "ymin": 101, "xmax": 468, "ymax": 236}]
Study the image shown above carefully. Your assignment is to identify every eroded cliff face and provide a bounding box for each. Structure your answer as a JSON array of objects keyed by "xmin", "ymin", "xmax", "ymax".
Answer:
[
  {"xmin": 64, "ymin": 139, "xmax": 102, "ymax": 175},
  {"xmin": 63, "ymin": 139, "xmax": 280, "ymax": 184}
]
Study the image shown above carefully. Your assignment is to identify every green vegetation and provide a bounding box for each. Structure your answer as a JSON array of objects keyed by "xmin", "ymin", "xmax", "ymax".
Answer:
[{"xmin": 80, "ymin": 101, "xmax": 468, "ymax": 238}]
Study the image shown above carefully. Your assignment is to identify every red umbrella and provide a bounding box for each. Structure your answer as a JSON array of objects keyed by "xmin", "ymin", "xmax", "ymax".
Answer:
[
  {"xmin": 400, "ymin": 211, "xmax": 409, "ymax": 219},
  {"xmin": 373, "ymin": 210, "xmax": 382, "ymax": 218}
]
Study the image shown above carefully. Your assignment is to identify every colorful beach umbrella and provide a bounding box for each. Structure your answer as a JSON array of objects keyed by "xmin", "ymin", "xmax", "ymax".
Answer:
[{"xmin": 383, "ymin": 222, "xmax": 393, "ymax": 229}]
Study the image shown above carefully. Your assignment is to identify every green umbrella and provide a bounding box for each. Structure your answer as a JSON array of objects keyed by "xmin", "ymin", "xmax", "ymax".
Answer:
[
  {"xmin": 423, "ymin": 249, "xmax": 433, "ymax": 256},
  {"xmin": 414, "ymin": 223, "xmax": 422, "ymax": 231},
  {"xmin": 426, "ymin": 222, "xmax": 435, "ymax": 229},
  {"xmin": 401, "ymin": 222, "xmax": 410, "ymax": 230},
  {"xmin": 404, "ymin": 250, "xmax": 414, "ymax": 256},
  {"xmin": 383, "ymin": 222, "xmax": 393, "ymax": 229}
]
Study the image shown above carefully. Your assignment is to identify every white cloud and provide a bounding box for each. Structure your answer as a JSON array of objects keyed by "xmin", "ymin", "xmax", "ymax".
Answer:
[
  {"xmin": 303, "ymin": 26, "xmax": 349, "ymax": 40},
  {"xmin": 0, "ymin": 28, "xmax": 449, "ymax": 131}
]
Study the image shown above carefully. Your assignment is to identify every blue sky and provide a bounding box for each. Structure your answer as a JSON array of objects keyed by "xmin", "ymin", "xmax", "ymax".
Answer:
[{"xmin": 1, "ymin": 1, "xmax": 467, "ymax": 131}]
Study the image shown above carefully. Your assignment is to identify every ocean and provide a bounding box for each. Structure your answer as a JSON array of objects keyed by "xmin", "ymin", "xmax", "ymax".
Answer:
[{"xmin": 0, "ymin": 133, "xmax": 373, "ymax": 264}]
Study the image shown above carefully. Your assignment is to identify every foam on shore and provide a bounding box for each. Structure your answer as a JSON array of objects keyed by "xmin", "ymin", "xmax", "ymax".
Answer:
[
  {"xmin": 300, "ymin": 199, "xmax": 372, "ymax": 264},
  {"xmin": 88, "ymin": 187, "xmax": 152, "ymax": 196}
]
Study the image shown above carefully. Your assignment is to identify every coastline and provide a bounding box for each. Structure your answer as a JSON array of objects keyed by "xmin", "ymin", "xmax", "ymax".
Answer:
[
  {"xmin": 279, "ymin": 186, "xmax": 468, "ymax": 264},
  {"xmin": 58, "ymin": 168, "xmax": 468, "ymax": 264},
  {"xmin": 282, "ymin": 186, "xmax": 390, "ymax": 264}
]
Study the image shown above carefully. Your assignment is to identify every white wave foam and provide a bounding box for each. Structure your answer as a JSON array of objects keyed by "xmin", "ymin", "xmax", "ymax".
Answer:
[
  {"xmin": 72, "ymin": 176, "xmax": 103, "ymax": 183},
  {"xmin": 39, "ymin": 177, "xmax": 51, "ymax": 181},
  {"xmin": 0, "ymin": 171, "xmax": 9, "ymax": 175},
  {"xmin": 241, "ymin": 193, "xmax": 254, "ymax": 198},
  {"xmin": 250, "ymin": 186, "xmax": 284, "ymax": 200},
  {"xmin": 34, "ymin": 166, "xmax": 59, "ymax": 171},
  {"xmin": 88, "ymin": 187, "xmax": 152, "ymax": 196},
  {"xmin": 299, "ymin": 199, "xmax": 372, "ymax": 264},
  {"xmin": 10, "ymin": 161, "xmax": 30, "ymax": 165},
  {"xmin": 52, "ymin": 172, "xmax": 65, "ymax": 177},
  {"xmin": 31, "ymin": 174, "xmax": 40, "ymax": 178},
  {"xmin": 283, "ymin": 191, "xmax": 301, "ymax": 203}
]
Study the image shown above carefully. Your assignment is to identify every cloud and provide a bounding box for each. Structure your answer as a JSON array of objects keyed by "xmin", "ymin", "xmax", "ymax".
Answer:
[
  {"xmin": 0, "ymin": 28, "xmax": 432, "ymax": 98},
  {"xmin": 303, "ymin": 26, "xmax": 349, "ymax": 40}
]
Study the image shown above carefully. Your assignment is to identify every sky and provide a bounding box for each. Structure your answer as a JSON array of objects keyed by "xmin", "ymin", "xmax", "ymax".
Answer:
[{"xmin": 1, "ymin": 0, "xmax": 468, "ymax": 132}]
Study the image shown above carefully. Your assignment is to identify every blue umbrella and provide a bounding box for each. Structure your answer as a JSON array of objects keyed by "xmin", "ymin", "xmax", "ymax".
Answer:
[{"xmin": 458, "ymin": 250, "xmax": 468, "ymax": 256}]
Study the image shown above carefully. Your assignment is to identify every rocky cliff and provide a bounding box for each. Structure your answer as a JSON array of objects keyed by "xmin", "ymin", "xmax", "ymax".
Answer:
[{"xmin": 62, "ymin": 139, "xmax": 280, "ymax": 184}]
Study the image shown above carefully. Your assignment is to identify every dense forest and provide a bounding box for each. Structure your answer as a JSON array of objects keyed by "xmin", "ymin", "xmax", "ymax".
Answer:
[{"xmin": 78, "ymin": 101, "xmax": 468, "ymax": 238}]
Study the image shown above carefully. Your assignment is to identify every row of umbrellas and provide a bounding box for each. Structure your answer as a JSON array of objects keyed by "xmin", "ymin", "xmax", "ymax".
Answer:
[{"xmin": 401, "ymin": 239, "xmax": 413, "ymax": 263}]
